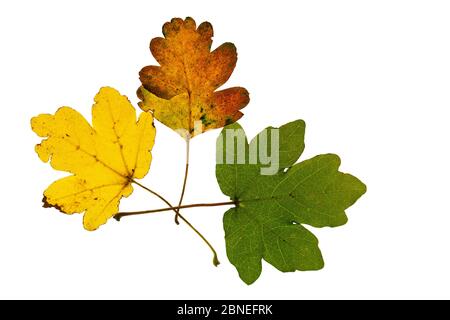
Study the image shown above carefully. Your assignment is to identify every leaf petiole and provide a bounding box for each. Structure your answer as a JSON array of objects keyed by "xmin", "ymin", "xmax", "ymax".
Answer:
[
  {"xmin": 129, "ymin": 179, "xmax": 222, "ymax": 266},
  {"xmin": 174, "ymin": 137, "xmax": 190, "ymax": 224},
  {"xmin": 114, "ymin": 200, "xmax": 237, "ymax": 220}
]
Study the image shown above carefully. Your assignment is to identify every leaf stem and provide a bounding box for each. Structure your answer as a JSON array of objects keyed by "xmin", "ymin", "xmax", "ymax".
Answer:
[
  {"xmin": 131, "ymin": 179, "xmax": 172, "ymax": 208},
  {"xmin": 114, "ymin": 200, "xmax": 237, "ymax": 219},
  {"xmin": 129, "ymin": 179, "xmax": 221, "ymax": 266},
  {"xmin": 174, "ymin": 137, "xmax": 190, "ymax": 224},
  {"xmin": 177, "ymin": 214, "xmax": 220, "ymax": 266}
]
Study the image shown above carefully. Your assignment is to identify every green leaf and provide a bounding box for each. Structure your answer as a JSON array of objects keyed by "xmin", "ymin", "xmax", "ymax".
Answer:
[{"xmin": 216, "ymin": 120, "xmax": 366, "ymax": 284}]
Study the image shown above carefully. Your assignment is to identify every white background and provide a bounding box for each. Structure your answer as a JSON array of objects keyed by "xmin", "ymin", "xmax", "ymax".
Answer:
[{"xmin": 0, "ymin": 0, "xmax": 449, "ymax": 299}]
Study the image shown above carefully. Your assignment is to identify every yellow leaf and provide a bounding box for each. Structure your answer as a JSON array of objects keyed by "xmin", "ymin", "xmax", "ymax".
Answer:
[
  {"xmin": 138, "ymin": 17, "xmax": 250, "ymax": 138},
  {"xmin": 31, "ymin": 87, "xmax": 155, "ymax": 230}
]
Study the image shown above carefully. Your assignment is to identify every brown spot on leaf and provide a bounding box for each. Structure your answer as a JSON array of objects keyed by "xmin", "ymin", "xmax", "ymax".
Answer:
[{"xmin": 42, "ymin": 196, "xmax": 64, "ymax": 213}]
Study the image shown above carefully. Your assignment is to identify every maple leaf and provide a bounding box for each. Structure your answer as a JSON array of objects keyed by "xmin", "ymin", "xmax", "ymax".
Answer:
[
  {"xmin": 138, "ymin": 17, "xmax": 250, "ymax": 138},
  {"xmin": 216, "ymin": 121, "xmax": 366, "ymax": 284},
  {"xmin": 31, "ymin": 87, "xmax": 155, "ymax": 231}
]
